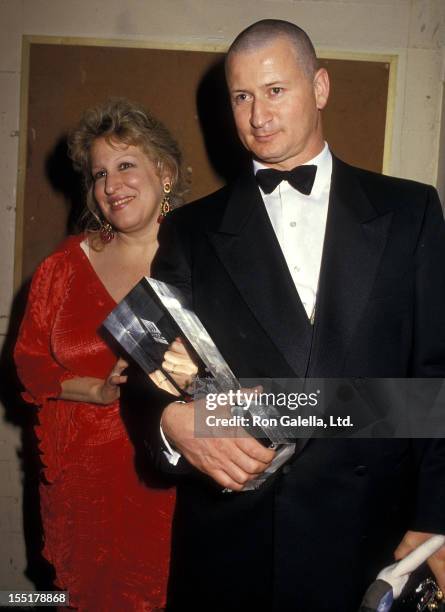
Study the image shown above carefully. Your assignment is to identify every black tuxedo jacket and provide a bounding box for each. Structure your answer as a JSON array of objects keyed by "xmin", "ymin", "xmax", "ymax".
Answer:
[{"xmin": 149, "ymin": 157, "xmax": 445, "ymax": 612}]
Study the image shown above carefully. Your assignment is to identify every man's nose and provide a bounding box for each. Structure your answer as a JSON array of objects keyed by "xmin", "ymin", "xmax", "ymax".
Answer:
[{"xmin": 250, "ymin": 99, "xmax": 272, "ymax": 129}]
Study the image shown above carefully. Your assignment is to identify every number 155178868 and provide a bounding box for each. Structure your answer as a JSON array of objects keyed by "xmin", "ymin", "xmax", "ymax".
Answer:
[{"xmin": 0, "ymin": 591, "xmax": 69, "ymax": 606}]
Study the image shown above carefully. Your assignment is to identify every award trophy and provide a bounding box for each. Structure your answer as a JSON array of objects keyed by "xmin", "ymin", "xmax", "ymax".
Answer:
[{"xmin": 102, "ymin": 277, "xmax": 295, "ymax": 491}]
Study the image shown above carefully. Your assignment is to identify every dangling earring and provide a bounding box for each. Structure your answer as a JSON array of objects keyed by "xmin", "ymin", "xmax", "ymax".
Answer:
[
  {"xmin": 100, "ymin": 220, "xmax": 115, "ymax": 244},
  {"xmin": 158, "ymin": 182, "xmax": 171, "ymax": 223}
]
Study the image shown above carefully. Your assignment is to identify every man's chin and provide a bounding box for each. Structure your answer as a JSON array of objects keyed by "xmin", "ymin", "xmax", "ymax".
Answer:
[
  {"xmin": 249, "ymin": 142, "xmax": 280, "ymax": 159},
  {"xmin": 247, "ymin": 137, "xmax": 293, "ymax": 163},
  {"xmin": 251, "ymin": 150, "xmax": 289, "ymax": 167}
]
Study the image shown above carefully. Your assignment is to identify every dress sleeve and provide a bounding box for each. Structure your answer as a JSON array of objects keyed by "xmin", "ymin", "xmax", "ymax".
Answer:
[{"xmin": 14, "ymin": 250, "xmax": 76, "ymax": 405}]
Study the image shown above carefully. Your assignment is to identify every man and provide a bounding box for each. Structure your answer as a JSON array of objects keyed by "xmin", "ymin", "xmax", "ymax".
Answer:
[{"xmin": 150, "ymin": 19, "xmax": 445, "ymax": 611}]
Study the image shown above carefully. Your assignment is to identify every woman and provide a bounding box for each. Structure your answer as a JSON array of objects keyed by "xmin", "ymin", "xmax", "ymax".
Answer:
[{"xmin": 15, "ymin": 98, "xmax": 196, "ymax": 611}]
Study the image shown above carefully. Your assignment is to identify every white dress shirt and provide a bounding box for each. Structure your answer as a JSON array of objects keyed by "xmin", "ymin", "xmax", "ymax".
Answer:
[
  {"xmin": 253, "ymin": 142, "xmax": 332, "ymax": 320},
  {"xmin": 162, "ymin": 143, "xmax": 333, "ymax": 464}
]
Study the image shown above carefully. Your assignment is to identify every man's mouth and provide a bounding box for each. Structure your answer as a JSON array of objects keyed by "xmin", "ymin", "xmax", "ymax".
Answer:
[{"xmin": 253, "ymin": 132, "xmax": 278, "ymax": 142}]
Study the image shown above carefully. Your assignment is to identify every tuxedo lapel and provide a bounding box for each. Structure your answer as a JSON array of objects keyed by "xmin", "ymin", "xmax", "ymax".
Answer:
[
  {"xmin": 307, "ymin": 158, "xmax": 393, "ymax": 377},
  {"xmin": 208, "ymin": 171, "xmax": 313, "ymax": 377}
]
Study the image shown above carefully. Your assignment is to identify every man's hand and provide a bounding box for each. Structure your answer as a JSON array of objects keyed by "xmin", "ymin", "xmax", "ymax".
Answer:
[
  {"xmin": 394, "ymin": 530, "xmax": 445, "ymax": 592},
  {"xmin": 150, "ymin": 337, "xmax": 198, "ymax": 395},
  {"xmin": 161, "ymin": 398, "xmax": 275, "ymax": 491}
]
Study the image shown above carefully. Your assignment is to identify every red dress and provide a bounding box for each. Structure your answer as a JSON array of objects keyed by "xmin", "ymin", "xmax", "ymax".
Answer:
[{"xmin": 15, "ymin": 234, "xmax": 175, "ymax": 611}]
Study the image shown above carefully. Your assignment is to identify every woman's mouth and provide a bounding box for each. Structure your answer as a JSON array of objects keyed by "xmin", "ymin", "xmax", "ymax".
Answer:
[{"xmin": 108, "ymin": 195, "xmax": 134, "ymax": 210}]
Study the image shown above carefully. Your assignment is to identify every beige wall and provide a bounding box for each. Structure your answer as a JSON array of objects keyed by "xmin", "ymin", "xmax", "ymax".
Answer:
[{"xmin": 1, "ymin": 0, "xmax": 444, "ymax": 590}]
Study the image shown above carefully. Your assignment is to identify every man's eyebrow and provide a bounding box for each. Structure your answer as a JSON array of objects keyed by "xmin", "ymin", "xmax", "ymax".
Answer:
[
  {"xmin": 230, "ymin": 80, "xmax": 289, "ymax": 92},
  {"xmin": 229, "ymin": 89, "xmax": 251, "ymax": 96},
  {"xmin": 264, "ymin": 79, "xmax": 290, "ymax": 87}
]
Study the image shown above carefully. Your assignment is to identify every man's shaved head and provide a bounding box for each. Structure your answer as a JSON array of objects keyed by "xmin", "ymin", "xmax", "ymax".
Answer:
[{"xmin": 227, "ymin": 19, "xmax": 318, "ymax": 80}]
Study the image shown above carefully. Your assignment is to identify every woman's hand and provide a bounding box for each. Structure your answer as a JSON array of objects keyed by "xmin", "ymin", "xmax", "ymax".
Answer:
[
  {"xmin": 94, "ymin": 358, "xmax": 129, "ymax": 404},
  {"xmin": 59, "ymin": 359, "xmax": 129, "ymax": 405},
  {"xmin": 149, "ymin": 338, "xmax": 198, "ymax": 396}
]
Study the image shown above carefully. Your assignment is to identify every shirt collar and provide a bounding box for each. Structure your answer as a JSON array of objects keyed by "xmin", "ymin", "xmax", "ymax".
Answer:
[{"xmin": 252, "ymin": 142, "xmax": 332, "ymax": 198}]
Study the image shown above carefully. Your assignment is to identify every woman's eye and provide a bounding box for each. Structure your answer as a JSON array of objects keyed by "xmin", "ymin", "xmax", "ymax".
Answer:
[
  {"xmin": 119, "ymin": 162, "xmax": 133, "ymax": 170},
  {"xmin": 270, "ymin": 87, "xmax": 283, "ymax": 96},
  {"xmin": 93, "ymin": 170, "xmax": 106, "ymax": 181}
]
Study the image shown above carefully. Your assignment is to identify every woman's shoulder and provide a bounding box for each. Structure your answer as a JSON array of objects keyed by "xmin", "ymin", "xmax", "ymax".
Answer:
[
  {"xmin": 34, "ymin": 233, "xmax": 85, "ymax": 278},
  {"xmin": 52, "ymin": 233, "xmax": 85, "ymax": 256}
]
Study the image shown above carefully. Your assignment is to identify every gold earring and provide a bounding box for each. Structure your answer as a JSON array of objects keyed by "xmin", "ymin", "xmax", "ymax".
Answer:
[
  {"xmin": 158, "ymin": 182, "xmax": 171, "ymax": 223},
  {"xmin": 100, "ymin": 220, "xmax": 115, "ymax": 244}
]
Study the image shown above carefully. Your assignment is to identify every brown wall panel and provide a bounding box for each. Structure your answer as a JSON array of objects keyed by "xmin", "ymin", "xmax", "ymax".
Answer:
[{"xmin": 22, "ymin": 43, "xmax": 389, "ymax": 281}]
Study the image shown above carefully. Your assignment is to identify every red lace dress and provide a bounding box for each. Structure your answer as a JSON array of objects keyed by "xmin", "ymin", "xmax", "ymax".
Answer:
[{"xmin": 15, "ymin": 234, "xmax": 175, "ymax": 611}]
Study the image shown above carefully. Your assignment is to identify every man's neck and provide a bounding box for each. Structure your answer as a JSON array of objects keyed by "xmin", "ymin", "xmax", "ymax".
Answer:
[{"xmin": 253, "ymin": 142, "xmax": 329, "ymax": 173}]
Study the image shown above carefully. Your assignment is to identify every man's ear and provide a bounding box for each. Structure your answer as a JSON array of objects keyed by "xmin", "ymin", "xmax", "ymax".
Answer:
[{"xmin": 313, "ymin": 68, "xmax": 330, "ymax": 110}]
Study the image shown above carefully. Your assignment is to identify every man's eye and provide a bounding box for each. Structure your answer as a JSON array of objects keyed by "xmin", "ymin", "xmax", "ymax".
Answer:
[
  {"xmin": 235, "ymin": 93, "xmax": 249, "ymax": 103},
  {"xmin": 270, "ymin": 87, "xmax": 283, "ymax": 96},
  {"xmin": 93, "ymin": 170, "xmax": 106, "ymax": 181}
]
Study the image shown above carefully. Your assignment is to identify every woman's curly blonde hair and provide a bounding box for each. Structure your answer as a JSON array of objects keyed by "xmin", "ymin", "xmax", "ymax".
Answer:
[{"xmin": 68, "ymin": 97, "xmax": 183, "ymax": 234}]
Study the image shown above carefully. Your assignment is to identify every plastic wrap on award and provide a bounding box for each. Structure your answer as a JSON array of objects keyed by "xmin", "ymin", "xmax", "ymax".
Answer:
[{"xmin": 102, "ymin": 277, "xmax": 295, "ymax": 490}]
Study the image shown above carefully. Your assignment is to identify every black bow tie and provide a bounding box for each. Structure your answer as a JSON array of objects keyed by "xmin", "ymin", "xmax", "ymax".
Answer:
[{"xmin": 255, "ymin": 164, "xmax": 317, "ymax": 195}]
